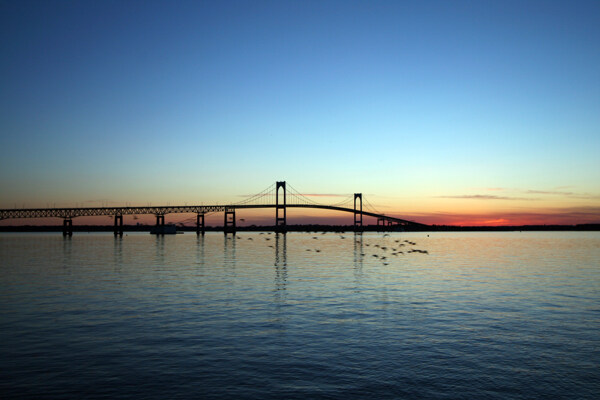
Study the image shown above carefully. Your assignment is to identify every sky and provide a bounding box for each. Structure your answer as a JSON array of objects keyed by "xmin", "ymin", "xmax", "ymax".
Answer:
[{"xmin": 1, "ymin": 0, "xmax": 599, "ymax": 226}]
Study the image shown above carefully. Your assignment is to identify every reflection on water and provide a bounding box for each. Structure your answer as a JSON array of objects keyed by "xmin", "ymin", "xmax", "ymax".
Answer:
[
  {"xmin": 224, "ymin": 234, "xmax": 236, "ymax": 268},
  {"xmin": 154, "ymin": 234, "xmax": 165, "ymax": 268},
  {"xmin": 61, "ymin": 235, "xmax": 72, "ymax": 272},
  {"xmin": 113, "ymin": 236, "xmax": 123, "ymax": 271},
  {"xmin": 275, "ymin": 232, "xmax": 287, "ymax": 267},
  {"xmin": 353, "ymin": 232, "xmax": 363, "ymax": 284},
  {"xmin": 1, "ymin": 231, "xmax": 599, "ymax": 399},
  {"xmin": 196, "ymin": 234, "xmax": 205, "ymax": 267},
  {"xmin": 274, "ymin": 233, "xmax": 287, "ymax": 291}
]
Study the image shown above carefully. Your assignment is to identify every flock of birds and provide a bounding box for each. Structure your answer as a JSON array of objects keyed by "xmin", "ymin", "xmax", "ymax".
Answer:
[{"xmin": 230, "ymin": 232, "xmax": 429, "ymax": 265}]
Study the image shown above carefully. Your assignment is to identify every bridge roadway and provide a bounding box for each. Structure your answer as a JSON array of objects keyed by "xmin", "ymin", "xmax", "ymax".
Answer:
[{"xmin": 0, "ymin": 204, "xmax": 425, "ymax": 226}]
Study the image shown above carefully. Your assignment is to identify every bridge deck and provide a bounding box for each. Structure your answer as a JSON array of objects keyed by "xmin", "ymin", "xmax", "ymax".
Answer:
[{"xmin": 0, "ymin": 204, "xmax": 426, "ymax": 226}]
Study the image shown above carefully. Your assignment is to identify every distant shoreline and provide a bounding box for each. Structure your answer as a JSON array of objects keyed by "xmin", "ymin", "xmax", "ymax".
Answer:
[{"xmin": 1, "ymin": 224, "xmax": 598, "ymax": 232}]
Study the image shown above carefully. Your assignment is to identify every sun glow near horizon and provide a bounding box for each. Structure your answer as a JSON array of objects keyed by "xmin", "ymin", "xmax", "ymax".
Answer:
[{"xmin": 1, "ymin": 186, "xmax": 598, "ymax": 227}]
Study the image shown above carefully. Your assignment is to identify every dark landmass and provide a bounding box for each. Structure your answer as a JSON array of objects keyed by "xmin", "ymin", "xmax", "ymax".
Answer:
[{"xmin": 1, "ymin": 223, "xmax": 599, "ymax": 232}]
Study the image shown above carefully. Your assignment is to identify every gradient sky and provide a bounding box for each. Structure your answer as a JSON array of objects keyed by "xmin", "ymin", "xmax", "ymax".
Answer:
[{"xmin": 1, "ymin": 0, "xmax": 599, "ymax": 226}]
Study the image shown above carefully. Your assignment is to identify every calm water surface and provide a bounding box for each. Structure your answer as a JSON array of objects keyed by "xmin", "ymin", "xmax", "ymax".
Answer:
[{"xmin": 1, "ymin": 231, "xmax": 599, "ymax": 399}]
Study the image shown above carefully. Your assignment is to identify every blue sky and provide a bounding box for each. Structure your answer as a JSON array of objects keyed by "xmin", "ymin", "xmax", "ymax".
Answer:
[{"xmin": 1, "ymin": 0, "xmax": 599, "ymax": 224}]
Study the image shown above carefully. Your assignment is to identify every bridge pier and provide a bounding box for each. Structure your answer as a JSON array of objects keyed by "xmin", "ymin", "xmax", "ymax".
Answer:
[
  {"xmin": 114, "ymin": 215, "xmax": 123, "ymax": 236},
  {"xmin": 275, "ymin": 181, "xmax": 286, "ymax": 233},
  {"xmin": 224, "ymin": 208, "xmax": 236, "ymax": 235},
  {"xmin": 63, "ymin": 218, "xmax": 73, "ymax": 237},
  {"xmin": 354, "ymin": 193, "xmax": 363, "ymax": 231},
  {"xmin": 377, "ymin": 217, "xmax": 385, "ymax": 231},
  {"xmin": 196, "ymin": 212, "xmax": 205, "ymax": 235},
  {"xmin": 156, "ymin": 214, "xmax": 165, "ymax": 230}
]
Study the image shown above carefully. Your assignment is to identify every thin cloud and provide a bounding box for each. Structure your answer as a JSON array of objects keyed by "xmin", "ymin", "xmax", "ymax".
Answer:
[
  {"xmin": 437, "ymin": 194, "xmax": 536, "ymax": 201},
  {"xmin": 526, "ymin": 190, "xmax": 574, "ymax": 196},
  {"xmin": 298, "ymin": 193, "xmax": 350, "ymax": 198},
  {"xmin": 523, "ymin": 189, "xmax": 600, "ymax": 200},
  {"xmin": 574, "ymin": 194, "xmax": 600, "ymax": 200},
  {"xmin": 484, "ymin": 218, "xmax": 510, "ymax": 224},
  {"xmin": 468, "ymin": 187, "xmax": 505, "ymax": 192}
]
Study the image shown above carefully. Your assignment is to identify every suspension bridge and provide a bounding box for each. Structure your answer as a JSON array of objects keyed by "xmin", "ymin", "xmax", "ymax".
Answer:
[{"xmin": 0, "ymin": 181, "xmax": 426, "ymax": 236}]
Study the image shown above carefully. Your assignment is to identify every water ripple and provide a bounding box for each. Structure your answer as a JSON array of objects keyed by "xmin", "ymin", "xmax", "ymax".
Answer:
[{"xmin": 1, "ymin": 231, "xmax": 599, "ymax": 399}]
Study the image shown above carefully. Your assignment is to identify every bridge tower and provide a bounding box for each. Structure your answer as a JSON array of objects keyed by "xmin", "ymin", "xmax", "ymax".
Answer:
[
  {"xmin": 196, "ymin": 212, "xmax": 205, "ymax": 235},
  {"xmin": 354, "ymin": 193, "xmax": 363, "ymax": 231},
  {"xmin": 276, "ymin": 181, "xmax": 286, "ymax": 232},
  {"xmin": 114, "ymin": 215, "xmax": 123, "ymax": 237},
  {"xmin": 224, "ymin": 207, "xmax": 236, "ymax": 234}
]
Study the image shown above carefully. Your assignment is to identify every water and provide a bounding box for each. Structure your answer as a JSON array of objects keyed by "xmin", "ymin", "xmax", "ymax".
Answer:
[{"xmin": 1, "ymin": 231, "xmax": 599, "ymax": 399}]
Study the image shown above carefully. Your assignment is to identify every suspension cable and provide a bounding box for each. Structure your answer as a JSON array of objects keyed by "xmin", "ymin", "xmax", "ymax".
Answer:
[
  {"xmin": 286, "ymin": 183, "xmax": 321, "ymax": 206},
  {"xmin": 363, "ymin": 196, "xmax": 384, "ymax": 215},
  {"xmin": 230, "ymin": 183, "xmax": 276, "ymax": 206}
]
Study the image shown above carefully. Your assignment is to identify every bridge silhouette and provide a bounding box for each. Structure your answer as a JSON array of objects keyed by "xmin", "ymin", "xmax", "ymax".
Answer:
[{"xmin": 0, "ymin": 181, "xmax": 426, "ymax": 236}]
